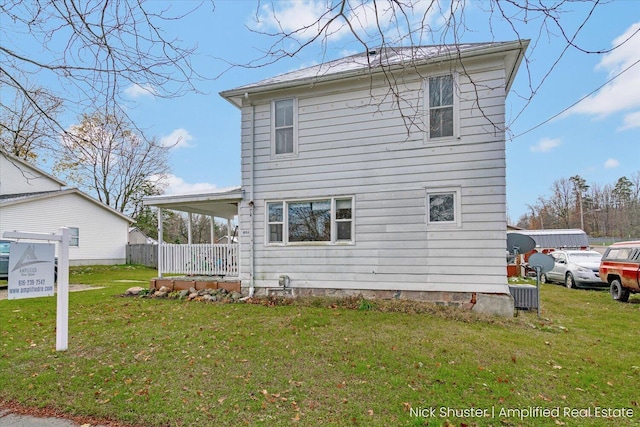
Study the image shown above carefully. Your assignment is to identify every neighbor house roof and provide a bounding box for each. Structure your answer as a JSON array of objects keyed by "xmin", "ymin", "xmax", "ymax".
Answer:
[
  {"xmin": 0, "ymin": 149, "xmax": 66, "ymax": 187},
  {"xmin": 509, "ymin": 229, "xmax": 589, "ymax": 249},
  {"xmin": 0, "ymin": 188, "xmax": 133, "ymax": 223},
  {"xmin": 220, "ymin": 40, "xmax": 529, "ymax": 107}
]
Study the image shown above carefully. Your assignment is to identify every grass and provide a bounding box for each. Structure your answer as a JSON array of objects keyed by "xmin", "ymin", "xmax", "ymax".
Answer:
[{"xmin": 1, "ymin": 265, "xmax": 639, "ymax": 426}]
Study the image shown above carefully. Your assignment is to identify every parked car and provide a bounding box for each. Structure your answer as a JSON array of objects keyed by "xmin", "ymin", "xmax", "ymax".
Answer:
[
  {"xmin": 540, "ymin": 250, "xmax": 604, "ymax": 289},
  {"xmin": 0, "ymin": 240, "xmax": 11, "ymax": 280},
  {"xmin": 599, "ymin": 241, "xmax": 640, "ymax": 302},
  {"xmin": 0, "ymin": 239, "xmax": 58, "ymax": 282}
]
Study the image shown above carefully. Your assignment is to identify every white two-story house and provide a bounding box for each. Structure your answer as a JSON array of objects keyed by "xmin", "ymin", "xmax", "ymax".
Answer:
[{"xmin": 145, "ymin": 40, "xmax": 529, "ymax": 315}]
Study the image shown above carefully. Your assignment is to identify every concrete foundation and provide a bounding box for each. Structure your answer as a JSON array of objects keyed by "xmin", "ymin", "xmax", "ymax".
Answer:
[{"xmin": 248, "ymin": 287, "xmax": 515, "ymax": 317}]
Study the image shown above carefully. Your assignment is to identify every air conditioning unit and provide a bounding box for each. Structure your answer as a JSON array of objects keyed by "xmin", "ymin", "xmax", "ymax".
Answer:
[{"xmin": 509, "ymin": 285, "xmax": 538, "ymax": 310}]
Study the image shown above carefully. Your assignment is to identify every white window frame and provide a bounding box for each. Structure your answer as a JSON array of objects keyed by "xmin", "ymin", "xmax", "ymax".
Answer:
[
  {"xmin": 69, "ymin": 227, "xmax": 80, "ymax": 247},
  {"xmin": 425, "ymin": 73, "xmax": 459, "ymax": 142},
  {"xmin": 266, "ymin": 202, "xmax": 284, "ymax": 244},
  {"xmin": 426, "ymin": 187, "xmax": 461, "ymax": 229},
  {"xmin": 265, "ymin": 196, "xmax": 354, "ymax": 246},
  {"xmin": 271, "ymin": 98, "xmax": 298, "ymax": 157}
]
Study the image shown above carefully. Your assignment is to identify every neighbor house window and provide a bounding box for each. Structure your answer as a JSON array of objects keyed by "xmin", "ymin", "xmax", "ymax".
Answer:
[
  {"xmin": 427, "ymin": 74, "xmax": 455, "ymax": 139},
  {"xmin": 69, "ymin": 227, "xmax": 80, "ymax": 246},
  {"xmin": 427, "ymin": 188, "xmax": 461, "ymax": 228},
  {"xmin": 266, "ymin": 197, "xmax": 354, "ymax": 245},
  {"xmin": 272, "ymin": 98, "xmax": 297, "ymax": 155}
]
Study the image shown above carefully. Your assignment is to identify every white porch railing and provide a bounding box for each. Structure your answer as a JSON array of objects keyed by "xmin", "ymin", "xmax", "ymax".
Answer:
[{"xmin": 159, "ymin": 243, "xmax": 239, "ymax": 277}]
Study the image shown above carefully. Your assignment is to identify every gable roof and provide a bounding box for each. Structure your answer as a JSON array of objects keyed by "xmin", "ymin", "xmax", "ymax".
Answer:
[
  {"xmin": 0, "ymin": 188, "xmax": 133, "ymax": 223},
  {"xmin": 0, "ymin": 149, "xmax": 66, "ymax": 188},
  {"xmin": 221, "ymin": 40, "xmax": 529, "ymax": 107}
]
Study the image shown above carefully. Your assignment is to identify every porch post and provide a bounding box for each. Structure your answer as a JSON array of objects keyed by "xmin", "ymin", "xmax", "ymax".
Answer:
[
  {"xmin": 157, "ymin": 207, "xmax": 163, "ymax": 278},
  {"xmin": 187, "ymin": 213, "xmax": 193, "ymax": 244},
  {"xmin": 210, "ymin": 216, "xmax": 215, "ymax": 244}
]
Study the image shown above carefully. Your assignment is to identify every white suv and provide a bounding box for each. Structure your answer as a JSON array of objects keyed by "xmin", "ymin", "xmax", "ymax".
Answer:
[{"xmin": 540, "ymin": 250, "xmax": 605, "ymax": 289}]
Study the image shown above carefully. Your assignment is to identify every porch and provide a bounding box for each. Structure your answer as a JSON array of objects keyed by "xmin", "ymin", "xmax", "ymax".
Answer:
[
  {"xmin": 143, "ymin": 186, "xmax": 243, "ymax": 279},
  {"xmin": 159, "ymin": 243, "xmax": 238, "ymax": 277}
]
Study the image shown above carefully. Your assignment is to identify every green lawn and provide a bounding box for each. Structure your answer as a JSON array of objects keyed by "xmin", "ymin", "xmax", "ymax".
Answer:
[{"xmin": 1, "ymin": 265, "xmax": 639, "ymax": 426}]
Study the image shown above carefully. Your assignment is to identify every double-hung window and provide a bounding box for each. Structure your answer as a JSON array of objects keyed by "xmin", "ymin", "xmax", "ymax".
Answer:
[
  {"xmin": 272, "ymin": 98, "xmax": 297, "ymax": 155},
  {"xmin": 266, "ymin": 197, "xmax": 353, "ymax": 245},
  {"xmin": 427, "ymin": 74, "xmax": 456, "ymax": 140},
  {"xmin": 69, "ymin": 227, "xmax": 80, "ymax": 246}
]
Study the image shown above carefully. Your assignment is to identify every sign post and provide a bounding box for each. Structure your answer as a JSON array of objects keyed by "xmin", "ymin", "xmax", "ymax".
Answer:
[{"xmin": 4, "ymin": 228, "xmax": 70, "ymax": 351}]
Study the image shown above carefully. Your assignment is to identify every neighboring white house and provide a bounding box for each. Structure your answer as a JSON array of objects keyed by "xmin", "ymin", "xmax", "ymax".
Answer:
[
  {"xmin": 146, "ymin": 41, "xmax": 529, "ymax": 315},
  {"xmin": 0, "ymin": 151, "xmax": 132, "ymax": 265}
]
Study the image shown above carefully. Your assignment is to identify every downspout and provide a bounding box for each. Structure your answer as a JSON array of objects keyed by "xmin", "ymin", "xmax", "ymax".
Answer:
[
  {"xmin": 157, "ymin": 207, "xmax": 163, "ymax": 278},
  {"xmin": 247, "ymin": 93, "xmax": 256, "ymax": 297}
]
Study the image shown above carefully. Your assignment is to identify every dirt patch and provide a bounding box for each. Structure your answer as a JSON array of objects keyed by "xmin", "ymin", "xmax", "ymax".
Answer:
[{"xmin": 1, "ymin": 399, "xmax": 138, "ymax": 427}]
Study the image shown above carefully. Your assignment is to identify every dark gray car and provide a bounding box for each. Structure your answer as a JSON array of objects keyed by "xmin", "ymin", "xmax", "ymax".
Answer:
[{"xmin": 0, "ymin": 240, "xmax": 10, "ymax": 279}]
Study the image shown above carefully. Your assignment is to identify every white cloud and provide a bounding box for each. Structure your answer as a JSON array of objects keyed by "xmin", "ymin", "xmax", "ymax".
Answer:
[
  {"xmin": 157, "ymin": 174, "xmax": 218, "ymax": 195},
  {"xmin": 530, "ymin": 137, "xmax": 562, "ymax": 153},
  {"xmin": 566, "ymin": 22, "xmax": 640, "ymax": 118},
  {"xmin": 161, "ymin": 128, "xmax": 194, "ymax": 149},
  {"xmin": 124, "ymin": 83, "xmax": 157, "ymax": 98},
  {"xmin": 618, "ymin": 110, "xmax": 640, "ymax": 131},
  {"xmin": 604, "ymin": 158, "xmax": 620, "ymax": 169},
  {"xmin": 253, "ymin": 0, "xmax": 443, "ymax": 44}
]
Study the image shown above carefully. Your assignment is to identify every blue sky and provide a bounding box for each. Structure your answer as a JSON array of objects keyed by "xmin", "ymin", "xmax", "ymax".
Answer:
[{"xmin": 54, "ymin": 1, "xmax": 640, "ymax": 223}]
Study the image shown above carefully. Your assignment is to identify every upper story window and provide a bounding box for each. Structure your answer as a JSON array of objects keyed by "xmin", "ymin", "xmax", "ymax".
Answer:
[
  {"xmin": 266, "ymin": 197, "xmax": 354, "ymax": 245},
  {"xmin": 272, "ymin": 98, "xmax": 297, "ymax": 156},
  {"xmin": 427, "ymin": 74, "xmax": 456, "ymax": 140}
]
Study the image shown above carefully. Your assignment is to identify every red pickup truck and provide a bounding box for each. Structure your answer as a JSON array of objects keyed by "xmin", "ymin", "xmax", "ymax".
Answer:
[{"xmin": 599, "ymin": 241, "xmax": 640, "ymax": 302}]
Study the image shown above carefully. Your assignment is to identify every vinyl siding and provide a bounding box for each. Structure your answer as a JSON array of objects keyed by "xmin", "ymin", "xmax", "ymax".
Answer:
[
  {"xmin": 239, "ymin": 58, "xmax": 510, "ymax": 293},
  {"xmin": 0, "ymin": 192, "xmax": 129, "ymax": 265},
  {"xmin": 0, "ymin": 154, "xmax": 63, "ymax": 195}
]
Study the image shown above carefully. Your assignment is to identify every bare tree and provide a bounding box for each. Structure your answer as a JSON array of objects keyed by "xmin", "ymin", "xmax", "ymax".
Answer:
[
  {"xmin": 56, "ymin": 111, "xmax": 170, "ymax": 216},
  {"xmin": 1, "ymin": 0, "xmax": 211, "ymax": 137},
  {"xmin": 0, "ymin": 85, "xmax": 62, "ymax": 161}
]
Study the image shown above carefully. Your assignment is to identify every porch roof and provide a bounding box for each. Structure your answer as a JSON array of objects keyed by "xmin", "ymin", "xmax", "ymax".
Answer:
[{"xmin": 143, "ymin": 186, "xmax": 242, "ymax": 219}]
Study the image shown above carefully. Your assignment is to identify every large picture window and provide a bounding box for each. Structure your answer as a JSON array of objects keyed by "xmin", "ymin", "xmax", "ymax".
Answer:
[
  {"xmin": 427, "ymin": 74, "xmax": 456, "ymax": 140},
  {"xmin": 266, "ymin": 197, "xmax": 353, "ymax": 245},
  {"xmin": 272, "ymin": 98, "xmax": 297, "ymax": 155}
]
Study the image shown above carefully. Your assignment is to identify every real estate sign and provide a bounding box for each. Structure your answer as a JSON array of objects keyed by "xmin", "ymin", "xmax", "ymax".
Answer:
[{"xmin": 8, "ymin": 242, "xmax": 55, "ymax": 300}]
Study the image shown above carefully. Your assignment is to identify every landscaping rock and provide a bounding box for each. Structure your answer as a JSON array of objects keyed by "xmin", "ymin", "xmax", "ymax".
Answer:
[
  {"xmin": 125, "ymin": 286, "xmax": 145, "ymax": 296},
  {"xmin": 159, "ymin": 285, "xmax": 171, "ymax": 293},
  {"xmin": 179, "ymin": 290, "xmax": 190, "ymax": 299},
  {"xmin": 155, "ymin": 291, "xmax": 168, "ymax": 298}
]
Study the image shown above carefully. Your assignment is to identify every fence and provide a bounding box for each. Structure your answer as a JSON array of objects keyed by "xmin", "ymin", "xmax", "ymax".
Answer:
[
  {"xmin": 126, "ymin": 244, "xmax": 158, "ymax": 268},
  {"xmin": 159, "ymin": 243, "xmax": 239, "ymax": 277}
]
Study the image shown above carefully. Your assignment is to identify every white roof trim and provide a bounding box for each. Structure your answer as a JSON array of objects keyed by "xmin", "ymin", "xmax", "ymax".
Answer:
[
  {"xmin": 0, "ymin": 188, "xmax": 133, "ymax": 223},
  {"xmin": 1, "ymin": 149, "xmax": 66, "ymax": 187}
]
